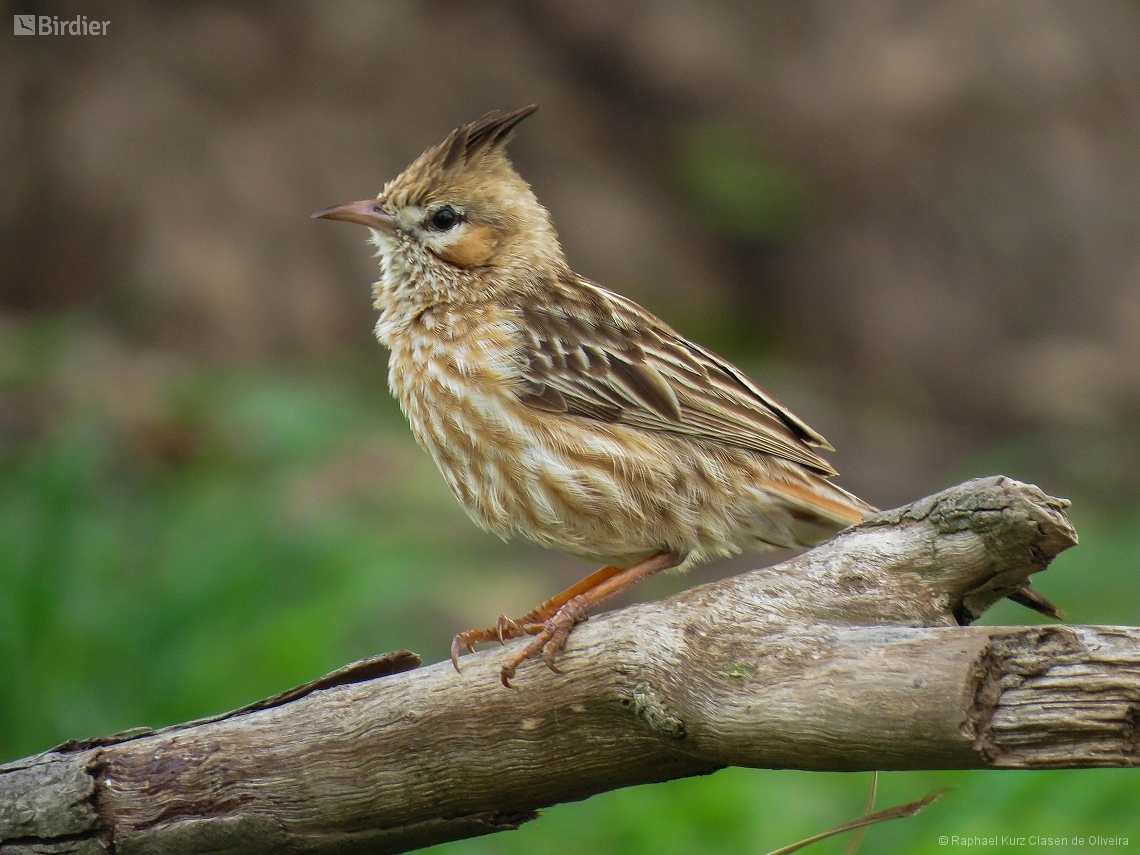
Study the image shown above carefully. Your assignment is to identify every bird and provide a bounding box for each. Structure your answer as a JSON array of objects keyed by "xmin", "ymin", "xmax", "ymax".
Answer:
[{"xmin": 312, "ymin": 106, "xmax": 1056, "ymax": 686}]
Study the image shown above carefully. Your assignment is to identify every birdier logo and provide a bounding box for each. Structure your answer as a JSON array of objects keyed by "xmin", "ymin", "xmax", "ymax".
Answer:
[{"xmin": 13, "ymin": 14, "xmax": 110, "ymax": 35}]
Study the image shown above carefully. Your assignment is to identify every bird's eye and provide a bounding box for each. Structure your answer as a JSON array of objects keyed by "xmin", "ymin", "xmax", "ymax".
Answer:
[{"xmin": 430, "ymin": 206, "xmax": 459, "ymax": 231}]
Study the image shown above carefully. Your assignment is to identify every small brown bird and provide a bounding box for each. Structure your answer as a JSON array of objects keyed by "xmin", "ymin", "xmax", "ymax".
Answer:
[{"xmin": 314, "ymin": 106, "xmax": 877, "ymax": 686}]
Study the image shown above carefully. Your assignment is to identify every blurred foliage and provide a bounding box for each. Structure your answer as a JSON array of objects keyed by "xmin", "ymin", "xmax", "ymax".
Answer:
[
  {"xmin": 672, "ymin": 123, "xmax": 810, "ymax": 244},
  {"xmin": 0, "ymin": 318, "xmax": 530, "ymax": 754},
  {"xmin": 2, "ymin": 318, "xmax": 1138, "ymax": 853}
]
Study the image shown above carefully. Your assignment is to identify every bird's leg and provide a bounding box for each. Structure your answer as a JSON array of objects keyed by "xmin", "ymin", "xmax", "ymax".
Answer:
[
  {"xmin": 450, "ymin": 563, "xmax": 629, "ymax": 669},
  {"xmin": 499, "ymin": 550, "xmax": 682, "ymax": 687},
  {"xmin": 497, "ymin": 563, "xmax": 632, "ymax": 637}
]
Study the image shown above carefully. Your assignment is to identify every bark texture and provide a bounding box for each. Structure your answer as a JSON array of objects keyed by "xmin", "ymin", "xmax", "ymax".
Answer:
[{"xmin": 2, "ymin": 476, "xmax": 1137, "ymax": 855}]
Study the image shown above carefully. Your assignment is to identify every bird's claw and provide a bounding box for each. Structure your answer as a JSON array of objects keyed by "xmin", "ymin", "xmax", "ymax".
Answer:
[
  {"xmin": 455, "ymin": 596, "xmax": 591, "ymax": 685},
  {"xmin": 495, "ymin": 614, "xmax": 522, "ymax": 643},
  {"xmin": 498, "ymin": 595, "xmax": 590, "ymax": 686},
  {"xmin": 450, "ymin": 632, "xmax": 478, "ymax": 671},
  {"xmin": 451, "ymin": 616, "xmax": 532, "ymax": 673}
]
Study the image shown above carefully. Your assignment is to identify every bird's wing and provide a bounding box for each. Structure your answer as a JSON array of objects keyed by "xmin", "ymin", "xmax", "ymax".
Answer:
[{"xmin": 512, "ymin": 283, "xmax": 838, "ymax": 476}]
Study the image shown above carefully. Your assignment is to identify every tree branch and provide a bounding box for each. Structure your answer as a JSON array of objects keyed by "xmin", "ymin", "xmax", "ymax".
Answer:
[{"xmin": 3, "ymin": 476, "xmax": 1137, "ymax": 855}]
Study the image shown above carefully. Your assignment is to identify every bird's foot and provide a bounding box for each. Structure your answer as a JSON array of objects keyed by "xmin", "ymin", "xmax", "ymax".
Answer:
[
  {"xmin": 449, "ymin": 553, "xmax": 680, "ymax": 685},
  {"xmin": 449, "ymin": 567, "xmax": 627, "ymax": 671},
  {"xmin": 498, "ymin": 594, "xmax": 592, "ymax": 687},
  {"xmin": 449, "ymin": 612, "xmax": 543, "ymax": 671}
]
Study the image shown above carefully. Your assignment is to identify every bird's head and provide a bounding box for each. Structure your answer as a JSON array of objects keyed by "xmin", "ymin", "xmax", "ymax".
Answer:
[{"xmin": 314, "ymin": 106, "xmax": 566, "ymax": 304}]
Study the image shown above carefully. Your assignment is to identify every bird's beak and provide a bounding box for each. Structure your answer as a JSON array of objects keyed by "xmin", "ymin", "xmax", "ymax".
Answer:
[{"xmin": 311, "ymin": 199, "xmax": 395, "ymax": 233}]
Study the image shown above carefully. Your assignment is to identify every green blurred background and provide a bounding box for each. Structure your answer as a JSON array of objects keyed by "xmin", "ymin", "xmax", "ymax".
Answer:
[{"xmin": 3, "ymin": 2, "xmax": 1139, "ymax": 852}]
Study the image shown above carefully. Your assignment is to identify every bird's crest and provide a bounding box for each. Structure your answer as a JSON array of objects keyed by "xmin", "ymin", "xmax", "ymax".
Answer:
[
  {"xmin": 436, "ymin": 105, "xmax": 538, "ymax": 171},
  {"xmin": 382, "ymin": 106, "xmax": 539, "ymax": 211}
]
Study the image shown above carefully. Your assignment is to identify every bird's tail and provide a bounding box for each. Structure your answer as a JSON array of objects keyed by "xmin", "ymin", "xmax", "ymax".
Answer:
[{"xmin": 759, "ymin": 475, "xmax": 877, "ymax": 549}]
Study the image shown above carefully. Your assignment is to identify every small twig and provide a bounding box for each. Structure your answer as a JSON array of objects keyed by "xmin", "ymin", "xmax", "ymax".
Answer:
[
  {"xmin": 841, "ymin": 770, "xmax": 879, "ymax": 855},
  {"xmin": 763, "ymin": 786, "xmax": 948, "ymax": 855}
]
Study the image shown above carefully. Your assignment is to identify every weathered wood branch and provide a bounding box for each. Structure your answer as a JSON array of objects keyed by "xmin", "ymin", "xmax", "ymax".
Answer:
[{"xmin": 3, "ymin": 476, "xmax": 1138, "ymax": 855}]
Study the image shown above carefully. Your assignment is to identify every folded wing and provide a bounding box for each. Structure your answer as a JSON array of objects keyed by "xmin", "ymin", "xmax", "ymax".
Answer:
[{"xmin": 513, "ymin": 279, "xmax": 839, "ymax": 476}]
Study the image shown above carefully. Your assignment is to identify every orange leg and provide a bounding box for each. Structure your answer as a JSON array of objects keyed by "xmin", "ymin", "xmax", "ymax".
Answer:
[
  {"xmin": 496, "ymin": 562, "xmax": 634, "ymax": 638},
  {"xmin": 451, "ymin": 551, "xmax": 682, "ymax": 686}
]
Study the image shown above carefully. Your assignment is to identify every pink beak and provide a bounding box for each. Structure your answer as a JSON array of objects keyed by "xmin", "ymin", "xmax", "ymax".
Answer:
[{"xmin": 311, "ymin": 199, "xmax": 395, "ymax": 233}]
